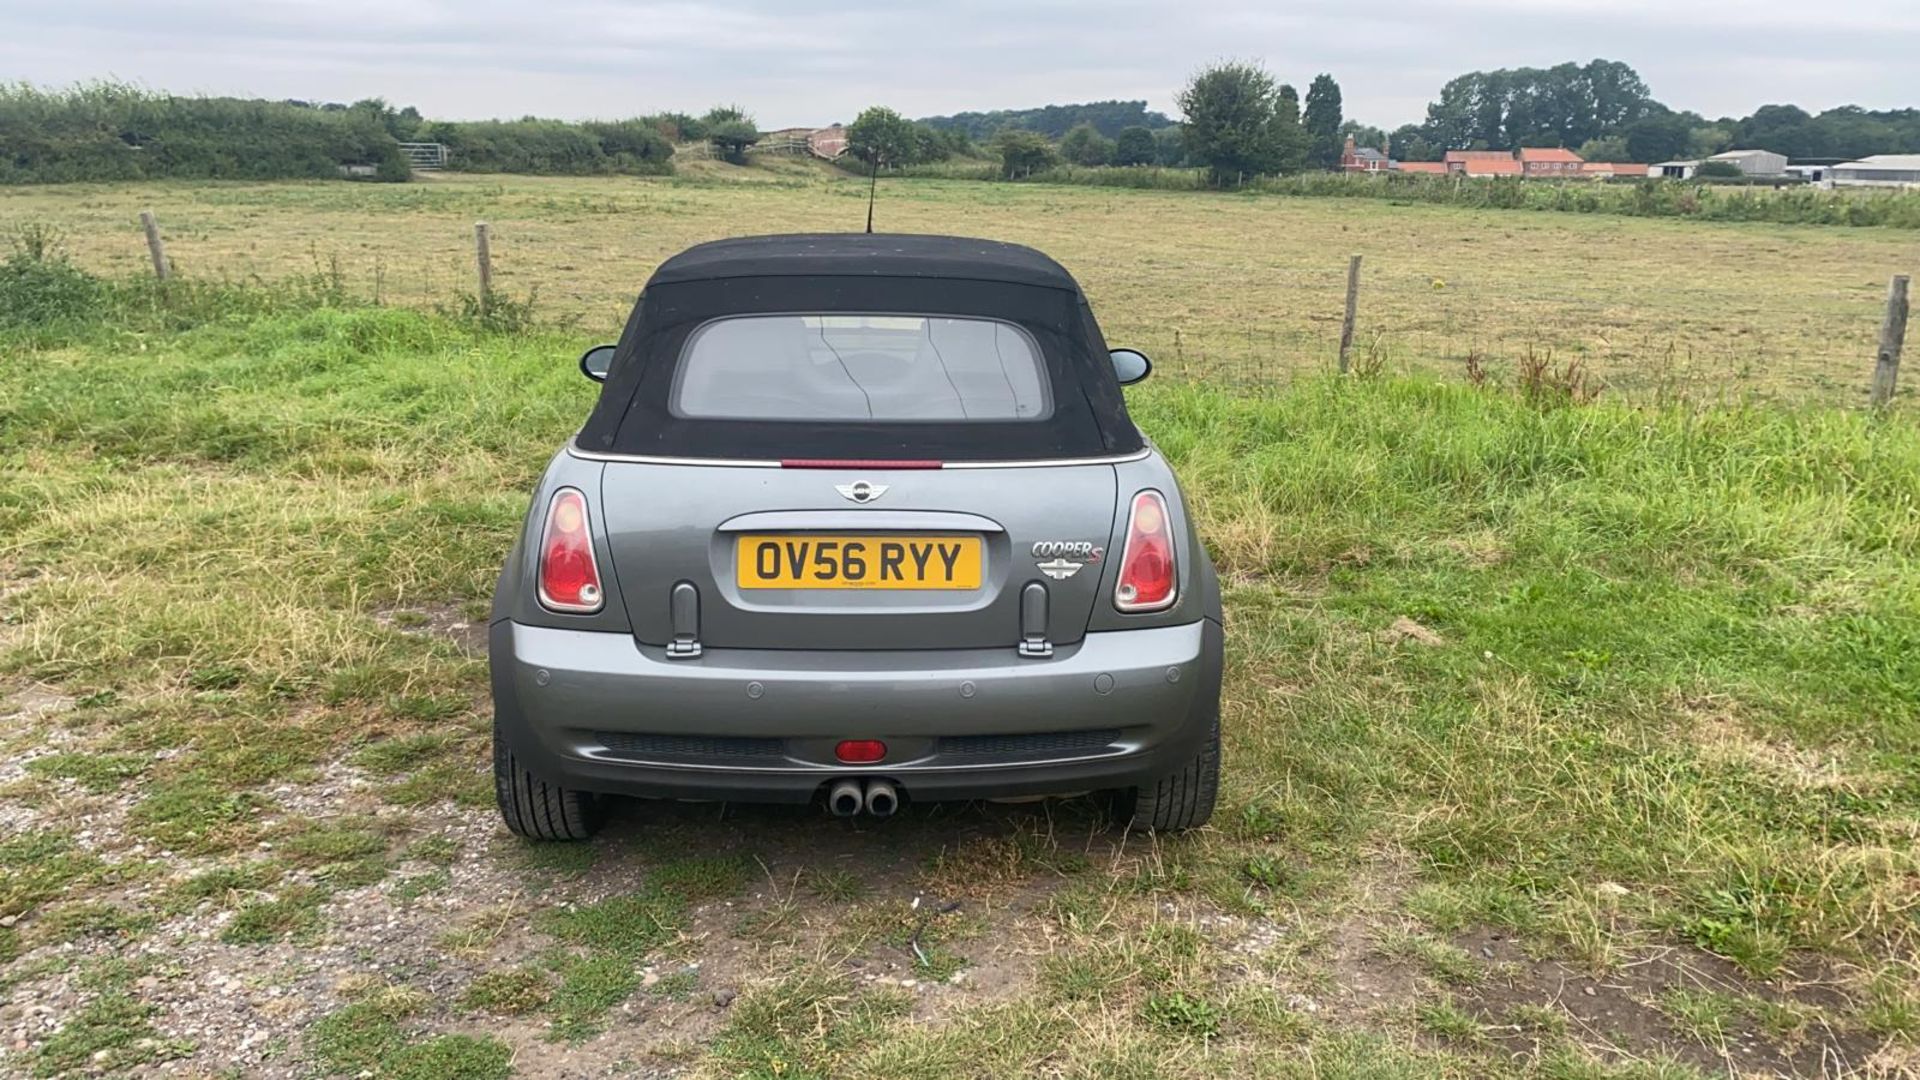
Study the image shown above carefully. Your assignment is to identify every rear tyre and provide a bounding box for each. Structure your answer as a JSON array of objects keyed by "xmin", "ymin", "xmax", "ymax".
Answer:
[
  {"xmin": 1119, "ymin": 711, "xmax": 1220, "ymax": 832},
  {"xmin": 494, "ymin": 720, "xmax": 603, "ymax": 841}
]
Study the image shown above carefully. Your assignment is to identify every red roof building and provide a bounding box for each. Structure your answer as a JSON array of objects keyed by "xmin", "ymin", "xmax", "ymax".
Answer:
[
  {"xmin": 1580, "ymin": 161, "xmax": 1647, "ymax": 179},
  {"xmin": 1517, "ymin": 147, "xmax": 1584, "ymax": 176},
  {"xmin": 1444, "ymin": 150, "xmax": 1512, "ymax": 173},
  {"xmin": 807, "ymin": 126, "xmax": 848, "ymax": 160},
  {"xmin": 1339, "ymin": 135, "xmax": 1393, "ymax": 173},
  {"xmin": 1396, "ymin": 161, "xmax": 1449, "ymax": 174},
  {"xmin": 1461, "ymin": 158, "xmax": 1524, "ymax": 177}
]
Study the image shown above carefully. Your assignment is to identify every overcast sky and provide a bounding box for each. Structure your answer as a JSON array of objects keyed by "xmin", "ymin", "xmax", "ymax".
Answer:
[{"xmin": 3, "ymin": 1, "xmax": 1914, "ymax": 129}]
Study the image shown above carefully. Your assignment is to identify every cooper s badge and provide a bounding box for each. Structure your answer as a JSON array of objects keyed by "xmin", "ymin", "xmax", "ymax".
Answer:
[{"xmin": 1032, "ymin": 540, "xmax": 1103, "ymax": 580}]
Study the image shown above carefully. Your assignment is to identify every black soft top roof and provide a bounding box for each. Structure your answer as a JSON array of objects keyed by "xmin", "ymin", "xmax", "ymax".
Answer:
[
  {"xmin": 578, "ymin": 233, "xmax": 1143, "ymax": 462},
  {"xmin": 649, "ymin": 233, "xmax": 1081, "ymax": 291}
]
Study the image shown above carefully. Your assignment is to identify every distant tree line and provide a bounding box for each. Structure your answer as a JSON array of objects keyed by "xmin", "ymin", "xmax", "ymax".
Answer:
[
  {"xmin": 842, "ymin": 107, "xmax": 976, "ymax": 169},
  {"xmin": 13, "ymin": 71, "xmax": 1919, "ymax": 191},
  {"xmin": 894, "ymin": 67, "xmax": 1346, "ymax": 185},
  {"xmin": 918, "ymin": 100, "xmax": 1175, "ymax": 141},
  {"xmin": 1387, "ymin": 60, "xmax": 1920, "ymax": 164},
  {"xmin": 0, "ymin": 84, "xmax": 801, "ymax": 184}
]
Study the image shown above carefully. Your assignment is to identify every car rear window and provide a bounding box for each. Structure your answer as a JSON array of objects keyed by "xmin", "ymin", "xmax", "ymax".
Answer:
[{"xmin": 671, "ymin": 314, "xmax": 1052, "ymax": 422}]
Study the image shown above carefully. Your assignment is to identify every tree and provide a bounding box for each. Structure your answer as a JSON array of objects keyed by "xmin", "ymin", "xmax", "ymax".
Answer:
[
  {"xmin": 991, "ymin": 129, "xmax": 1056, "ymax": 179},
  {"xmin": 1418, "ymin": 59, "xmax": 1657, "ymax": 151},
  {"xmin": 649, "ymin": 112, "xmax": 704, "ymax": 142},
  {"xmin": 1058, "ymin": 122, "xmax": 1115, "ymax": 166},
  {"xmin": 1341, "ymin": 120, "xmax": 1387, "ymax": 152},
  {"xmin": 1623, "ymin": 111, "xmax": 1693, "ymax": 164},
  {"xmin": 1575, "ymin": 134, "xmax": 1629, "ymax": 162},
  {"xmin": 1114, "ymin": 126, "xmax": 1156, "ymax": 166},
  {"xmin": 1178, "ymin": 60, "xmax": 1290, "ymax": 185},
  {"xmin": 1693, "ymin": 160, "xmax": 1743, "ymax": 179},
  {"xmin": 919, "ymin": 100, "xmax": 1175, "ymax": 140},
  {"xmin": 1389, "ymin": 124, "xmax": 1437, "ymax": 161},
  {"xmin": 348, "ymin": 98, "xmax": 421, "ymax": 140},
  {"xmin": 705, "ymin": 106, "xmax": 759, "ymax": 165},
  {"xmin": 1152, "ymin": 126, "xmax": 1187, "ymax": 166},
  {"xmin": 1688, "ymin": 125, "xmax": 1733, "ymax": 158},
  {"xmin": 846, "ymin": 106, "xmax": 919, "ymax": 167},
  {"xmin": 1273, "ymin": 84, "xmax": 1309, "ymax": 174},
  {"xmin": 1303, "ymin": 74, "xmax": 1344, "ymax": 170}
]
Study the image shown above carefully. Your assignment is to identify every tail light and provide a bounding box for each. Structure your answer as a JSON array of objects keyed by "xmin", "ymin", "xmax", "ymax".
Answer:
[
  {"xmin": 537, "ymin": 488, "xmax": 604, "ymax": 613},
  {"xmin": 1114, "ymin": 490, "xmax": 1177, "ymax": 613}
]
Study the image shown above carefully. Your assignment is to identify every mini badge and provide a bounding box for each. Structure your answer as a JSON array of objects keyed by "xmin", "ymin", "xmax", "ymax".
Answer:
[
  {"xmin": 835, "ymin": 480, "xmax": 889, "ymax": 504},
  {"xmin": 1036, "ymin": 558, "xmax": 1083, "ymax": 580}
]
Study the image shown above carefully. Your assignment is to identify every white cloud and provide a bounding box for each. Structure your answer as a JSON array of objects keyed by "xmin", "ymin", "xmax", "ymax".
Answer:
[{"xmin": 0, "ymin": 0, "xmax": 1912, "ymax": 128}]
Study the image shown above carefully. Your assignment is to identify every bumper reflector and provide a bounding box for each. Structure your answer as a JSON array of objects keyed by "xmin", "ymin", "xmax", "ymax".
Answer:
[{"xmin": 835, "ymin": 739, "xmax": 887, "ymax": 764}]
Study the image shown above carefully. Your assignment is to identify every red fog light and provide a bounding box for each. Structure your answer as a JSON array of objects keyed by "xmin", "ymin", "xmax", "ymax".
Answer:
[{"xmin": 835, "ymin": 740, "xmax": 887, "ymax": 764}]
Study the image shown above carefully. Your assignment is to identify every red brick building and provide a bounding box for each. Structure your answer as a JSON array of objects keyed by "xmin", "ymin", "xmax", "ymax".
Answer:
[
  {"xmin": 1340, "ymin": 135, "xmax": 1392, "ymax": 173},
  {"xmin": 1444, "ymin": 150, "xmax": 1514, "ymax": 174},
  {"xmin": 806, "ymin": 126, "xmax": 848, "ymax": 160},
  {"xmin": 1517, "ymin": 147, "xmax": 1584, "ymax": 177}
]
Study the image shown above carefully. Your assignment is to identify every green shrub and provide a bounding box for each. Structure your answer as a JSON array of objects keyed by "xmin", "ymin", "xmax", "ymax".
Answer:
[
  {"xmin": 0, "ymin": 81, "xmax": 407, "ymax": 184},
  {"xmin": 991, "ymin": 129, "xmax": 1057, "ymax": 179},
  {"xmin": 428, "ymin": 118, "xmax": 672, "ymax": 175}
]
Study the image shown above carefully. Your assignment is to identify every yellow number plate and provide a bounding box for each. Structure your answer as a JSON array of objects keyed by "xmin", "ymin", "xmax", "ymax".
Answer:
[{"xmin": 736, "ymin": 535, "xmax": 983, "ymax": 590}]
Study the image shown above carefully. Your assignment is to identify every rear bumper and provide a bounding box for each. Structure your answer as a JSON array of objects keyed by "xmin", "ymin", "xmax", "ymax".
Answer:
[{"xmin": 491, "ymin": 618, "xmax": 1223, "ymax": 803}]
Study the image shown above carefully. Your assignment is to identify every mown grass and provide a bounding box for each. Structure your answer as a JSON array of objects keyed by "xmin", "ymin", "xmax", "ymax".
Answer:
[
  {"xmin": 3, "ymin": 270, "xmax": 1918, "ymax": 1074},
  {"xmin": 2, "ymin": 166, "xmax": 1915, "ymax": 403}
]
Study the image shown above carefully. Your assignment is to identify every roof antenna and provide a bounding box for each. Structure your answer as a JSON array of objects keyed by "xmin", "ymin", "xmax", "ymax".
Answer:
[{"xmin": 864, "ymin": 152, "xmax": 879, "ymax": 234}]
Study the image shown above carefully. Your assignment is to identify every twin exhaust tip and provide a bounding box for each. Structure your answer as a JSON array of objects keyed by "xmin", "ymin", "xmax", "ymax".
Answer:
[{"xmin": 828, "ymin": 778, "xmax": 899, "ymax": 819}]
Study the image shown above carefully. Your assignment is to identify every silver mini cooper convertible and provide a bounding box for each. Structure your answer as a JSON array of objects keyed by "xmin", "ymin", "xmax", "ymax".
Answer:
[{"xmin": 490, "ymin": 234, "xmax": 1222, "ymax": 839}]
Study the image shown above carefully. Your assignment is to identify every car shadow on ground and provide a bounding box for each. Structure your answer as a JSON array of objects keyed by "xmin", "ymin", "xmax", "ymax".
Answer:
[{"xmin": 583, "ymin": 790, "xmax": 1139, "ymax": 880}]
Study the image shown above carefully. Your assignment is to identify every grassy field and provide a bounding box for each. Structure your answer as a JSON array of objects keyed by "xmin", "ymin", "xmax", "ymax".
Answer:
[
  {"xmin": 2, "ymin": 161, "xmax": 1917, "ymax": 404},
  {"xmin": 2, "ymin": 172, "xmax": 1919, "ymax": 1078}
]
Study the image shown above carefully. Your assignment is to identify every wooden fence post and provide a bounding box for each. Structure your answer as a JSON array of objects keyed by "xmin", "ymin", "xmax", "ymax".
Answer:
[
  {"xmin": 474, "ymin": 222, "xmax": 493, "ymax": 314},
  {"xmin": 139, "ymin": 210, "xmax": 169, "ymax": 280},
  {"xmin": 1338, "ymin": 254, "xmax": 1363, "ymax": 374},
  {"xmin": 1870, "ymin": 274, "xmax": 1909, "ymax": 410}
]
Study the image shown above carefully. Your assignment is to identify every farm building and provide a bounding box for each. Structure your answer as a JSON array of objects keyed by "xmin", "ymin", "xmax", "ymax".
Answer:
[
  {"xmin": 1517, "ymin": 147, "xmax": 1583, "ymax": 177},
  {"xmin": 1396, "ymin": 161, "xmax": 1449, "ymax": 175},
  {"xmin": 1340, "ymin": 136, "xmax": 1393, "ymax": 172},
  {"xmin": 1707, "ymin": 149, "xmax": 1788, "ymax": 177},
  {"xmin": 1651, "ymin": 160, "xmax": 1700, "ymax": 179},
  {"xmin": 1579, "ymin": 161, "xmax": 1645, "ymax": 179},
  {"xmin": 1427, "ymin": 147, "xmax": 1640, "ymax": 180},
  {"xmin": 1830, "ymin": 155, "xmax": 1920, "ymax": 188},
  {"xmin": 1444, "ymin": 150, "xmax": 1513, "ymax": 174},
  {"xmin": 807, "ymin": 126, "xmax": 849, "ymax": 159},
  {"xmin": 1459, "ymin": 157, "xmax": 1523, "ymax": 178}
]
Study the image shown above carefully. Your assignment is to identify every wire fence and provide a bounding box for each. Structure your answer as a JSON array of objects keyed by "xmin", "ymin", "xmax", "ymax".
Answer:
[
  {"xmin": 1100, "ymin": 267, "xmax": 1908, "ymax": 409},
  {"xmin": 110, "ymin": 209, "xmax": 1915, "ymax": 411}
]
